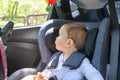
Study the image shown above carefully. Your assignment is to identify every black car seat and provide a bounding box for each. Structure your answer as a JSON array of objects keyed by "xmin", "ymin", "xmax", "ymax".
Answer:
[
  {"xmin": 8, "ymin": 17, "xmax": 110, "ymax": 80},
  {"xmin": 37, "ymin": 18, "xmax": 110, "ymax": 79}
]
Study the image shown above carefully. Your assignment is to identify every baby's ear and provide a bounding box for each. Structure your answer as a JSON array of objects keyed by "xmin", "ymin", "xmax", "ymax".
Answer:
[{"xmin": 67, "ymin": 39, "xmax": 75, "ymax": 47}]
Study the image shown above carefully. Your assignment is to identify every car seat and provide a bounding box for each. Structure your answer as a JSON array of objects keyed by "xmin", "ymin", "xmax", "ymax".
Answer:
[
  {"xmin": 8, "ymin": 17, "xmax": 110, "ymax": 80},
  {"xmin": 38, "ymin": 18, "xmax": 110, "ymax": 79}
]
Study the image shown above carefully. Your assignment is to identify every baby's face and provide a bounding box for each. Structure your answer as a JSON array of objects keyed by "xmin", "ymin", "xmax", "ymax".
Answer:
[{"xmin": 55, "ymin": 26, "xmax": 68, "ymax": 51}]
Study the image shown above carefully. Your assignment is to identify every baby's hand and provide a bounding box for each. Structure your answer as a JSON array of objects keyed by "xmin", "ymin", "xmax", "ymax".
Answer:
[{"xmin": 33, "ymin": 72, "xmax": 47, "ymax": 80}]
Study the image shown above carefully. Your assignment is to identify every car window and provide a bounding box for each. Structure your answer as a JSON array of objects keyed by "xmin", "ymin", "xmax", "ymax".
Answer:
[{"xmin": 0, "ymin": 0, "xmax": 48, "ymax": 28}]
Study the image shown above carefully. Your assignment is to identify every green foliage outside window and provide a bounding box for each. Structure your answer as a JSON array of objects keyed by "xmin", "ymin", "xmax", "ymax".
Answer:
[{"xmin": 0, "ymin": 0, "xmax": 48, "ymax": 27}]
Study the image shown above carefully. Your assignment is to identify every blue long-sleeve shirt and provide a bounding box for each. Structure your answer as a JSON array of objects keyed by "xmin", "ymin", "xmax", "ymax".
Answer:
[{"xmin": 42, "ymin": 53, "xmax": 104, "ymax": 80}]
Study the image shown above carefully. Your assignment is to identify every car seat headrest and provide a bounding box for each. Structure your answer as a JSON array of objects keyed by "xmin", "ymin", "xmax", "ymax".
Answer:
[
  {"xmin": 72, "ymin": 0, "xmax": 107, "ymax": 9},
  {"xmin": 45, "ymin": 25, "xmax": 98, "ymax": 59},
  {"xmin": 83, "ymin": 28, "xmax": 98, "ymax": 59},
  {"xmin": 45, "ymin": 27, "xmax": 59, "ymax": 53}
]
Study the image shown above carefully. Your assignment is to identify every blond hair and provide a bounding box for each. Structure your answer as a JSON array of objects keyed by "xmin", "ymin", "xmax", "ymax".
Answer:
[{"xmin": 61, "ymin": 23, "xmax": 88, "ymax": 50}]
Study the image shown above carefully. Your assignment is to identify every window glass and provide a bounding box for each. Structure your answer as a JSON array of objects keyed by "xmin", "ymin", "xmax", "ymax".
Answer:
[{"xmin": 0, "ymin": 0, "xmax": 48, "ymax": 28}]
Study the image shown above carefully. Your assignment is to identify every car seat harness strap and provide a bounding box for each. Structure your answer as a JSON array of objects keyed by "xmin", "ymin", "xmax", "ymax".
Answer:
[{"xmin": 47, "ymin": 52, "xmax": 86, "ymax": 80}]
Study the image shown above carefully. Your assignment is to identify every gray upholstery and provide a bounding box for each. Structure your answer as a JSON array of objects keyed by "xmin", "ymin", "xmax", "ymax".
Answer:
[
  {"xmin": 8, "ymin": 68, "xmax": 37, "ymax": 80},
  {"xmin": 92, "ymin": 18, "xmax": 110, "ymax": 78},
  {"xmin": 72, "ymin": 0, "xmax": 107, "ymax": 9}
]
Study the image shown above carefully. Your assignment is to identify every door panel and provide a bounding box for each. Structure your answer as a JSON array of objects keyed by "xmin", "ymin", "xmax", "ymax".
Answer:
[{"xmin": 6, "ymin": 26, "xmax": 41, "ymax": 76}]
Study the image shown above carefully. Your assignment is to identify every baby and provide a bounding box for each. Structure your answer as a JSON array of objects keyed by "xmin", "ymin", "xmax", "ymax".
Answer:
[{"xmin": 22, "ymin": 23, "xmax": 104, "ymax": 80}]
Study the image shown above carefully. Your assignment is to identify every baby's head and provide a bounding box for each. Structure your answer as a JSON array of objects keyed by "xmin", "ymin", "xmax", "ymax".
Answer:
[
  {"xmin": 62, "ymin": 23, "xmax": 88, "ymax": 50},
  {"xmin": 55, "ymin": 23, "xmax": 88, "ymax": 51}
]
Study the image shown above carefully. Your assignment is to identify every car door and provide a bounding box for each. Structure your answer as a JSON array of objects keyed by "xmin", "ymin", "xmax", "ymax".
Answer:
[{"xmin": 6, "ymin": 25, "xmax": 41, "ymax": 76}]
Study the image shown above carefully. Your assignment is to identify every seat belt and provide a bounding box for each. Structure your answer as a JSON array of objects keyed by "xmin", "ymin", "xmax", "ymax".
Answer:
[
  {"xmin": 108, "ymin": 0, "xmax": 120, "ymax": 80},
  {"xmin": 48, "ymin": 52, "xmax": 86, "ymax": 80}
]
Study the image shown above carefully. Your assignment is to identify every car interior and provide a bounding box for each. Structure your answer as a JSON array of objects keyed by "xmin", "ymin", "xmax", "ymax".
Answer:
[{"xmin": 0, "ymin": 0, "xmax": 120, "ymax": 80}]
